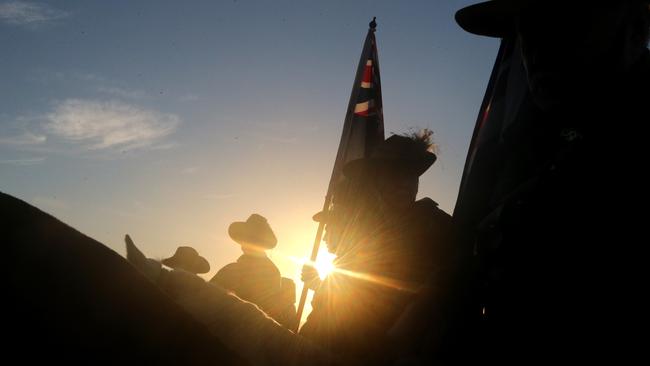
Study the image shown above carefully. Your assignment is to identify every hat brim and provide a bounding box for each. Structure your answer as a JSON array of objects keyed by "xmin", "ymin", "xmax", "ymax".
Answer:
[
  {"xmin": 162, "ymin": 256, "xmax": 210, "ymax": 274},
  {"xmin": 342, "ymin": 152, "xmax": 437, "ymax": 180},
  {"xmin": 455, "ymin": 0, "xmax": 525, "ymax": 37},
  {"xmin": 312, "ymin": 211, "xmax": 327, "ymax": 222},
  {"xmin": 228, "ymin": 222, "xmax": 277, "ymax": 249}
]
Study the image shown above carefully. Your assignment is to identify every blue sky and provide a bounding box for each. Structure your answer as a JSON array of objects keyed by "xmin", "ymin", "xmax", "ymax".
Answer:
[{"xmin": 1, "ymin": 0, "xmax": 497, "ymax": 318}]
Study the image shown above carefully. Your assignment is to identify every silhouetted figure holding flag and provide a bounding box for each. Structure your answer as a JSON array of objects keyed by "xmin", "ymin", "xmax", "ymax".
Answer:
[
  {"xmin": 291, "ymin": 16, "xmax": 452, "ymax": 361},
  {"xmin": 210, "ymin": 214, "xmax": 297, "ymax": 329},
  {"xmin": 300, "ymin": 132, "xmax": 452, "ymax": 361}
]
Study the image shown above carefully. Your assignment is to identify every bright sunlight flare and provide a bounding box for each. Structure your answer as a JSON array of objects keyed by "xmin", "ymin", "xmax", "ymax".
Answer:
[{"xmin": 314, "ymin": 247, "xmax": 337, "ymax": 280}]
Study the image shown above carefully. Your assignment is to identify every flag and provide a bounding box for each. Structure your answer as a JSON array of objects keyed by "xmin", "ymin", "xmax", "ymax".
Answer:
[
  {"xmin": 327, "ymin": 23, "xmax": 385, "ymax": 197},
  {"xmin": 453, "ymin": 37, "xmax": 530, "ymax": 256},
  {"xmin": 295, "ymin": 20, "xmax": 385, "ymax": 330}
]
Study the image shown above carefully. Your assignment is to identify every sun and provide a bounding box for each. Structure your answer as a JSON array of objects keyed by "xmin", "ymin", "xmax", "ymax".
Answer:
[{"xmin": 314, "ymin": 248, "xmax": 337, "ymax": 280}]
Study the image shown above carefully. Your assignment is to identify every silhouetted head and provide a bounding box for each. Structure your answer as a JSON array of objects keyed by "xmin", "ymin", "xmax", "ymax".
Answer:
[
  {"xmin": 457, "ymin": 0, "xmax": 650, "ymax": 111},
  {"xmin": 162, "ymin": 246, "xmax": 211, "ymax": 274},
  {"xmin": 228, "ymin": 214, "xmax": 277, "ymax": 254},
  {"xmin": 314, "ymin": 205, "xmax": 357, "ymax": 254},
  {"xmin": 343, "ymin": 130, "xmax": 436, "ymax": 213}
]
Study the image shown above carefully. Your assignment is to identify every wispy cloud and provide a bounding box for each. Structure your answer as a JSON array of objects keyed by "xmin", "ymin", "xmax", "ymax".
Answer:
[
  {"xmin": 0, "ymin": 156, "xmax": 45, "ymax": 165},
  {"xmin": 97, "ymin": 86, "xmax": 149, "ymax": 100},
  {"xmin": 0, "ymin": 131, "xmax": 46, "ymax": 146},
  {"xmin": 0, "ymin": 1, "xmax": 69, "ymax": 27},
  {"xmin": 148, "ymin": 142, "xmax": 178, "ymax": 150},
  {"xmin": 46, "ymin": 99, "xmax": 180, "ymax": 150}
]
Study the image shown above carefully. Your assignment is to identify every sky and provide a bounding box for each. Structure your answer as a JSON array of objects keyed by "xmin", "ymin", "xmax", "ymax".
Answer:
[{"xmin": 0, "ymin": 0, "xmax": 498, "ymax": 321}]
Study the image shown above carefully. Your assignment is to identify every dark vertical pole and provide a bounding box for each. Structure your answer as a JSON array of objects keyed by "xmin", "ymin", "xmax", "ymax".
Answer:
[{"xmin": 294, "ymin": 194, "xmax": 331, "ymax": 332}]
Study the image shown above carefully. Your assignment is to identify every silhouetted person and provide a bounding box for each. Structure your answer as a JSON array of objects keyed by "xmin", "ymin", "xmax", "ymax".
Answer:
[
  {"xmin": 278, "ymin": 277, "xmax": 300, "ymax": 331},
  {"xmin": 210, "ymin": 214, "xmax": 297, "ymax": 329},
  {"xmin": 162, "ymin": 246, "xmax": 211, "ymax": 274},
  {"xmin": 396, "ymin": 1, "xmax": 650, "ymax": 364},
  {"xmin": 125, "ymin": 222, "xmax": 339, "ymax": 366},
  {"xmin": 299, "ymin": 132, "xmax": 452, "ymax": 361}
]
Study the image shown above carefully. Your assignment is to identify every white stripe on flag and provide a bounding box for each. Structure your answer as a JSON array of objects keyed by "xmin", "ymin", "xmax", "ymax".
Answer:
[
  {"xmin": 354, "ymin": 101, "xmax": 369, "ymax": 113},
  {"xmin": 354, "ymin": 100, "xmax": 375, "ymax": 113}
]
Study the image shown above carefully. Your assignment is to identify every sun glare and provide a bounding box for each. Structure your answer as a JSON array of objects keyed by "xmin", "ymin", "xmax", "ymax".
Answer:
[{"xmin": 314, "ymin": 248, "xmax": 337, "ymax": 280}]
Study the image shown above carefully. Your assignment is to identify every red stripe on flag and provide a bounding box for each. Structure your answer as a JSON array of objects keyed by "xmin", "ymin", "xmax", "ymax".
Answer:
[{"xmin": 361, "ymin": 60, "xmax": 373, "ymax": 85}]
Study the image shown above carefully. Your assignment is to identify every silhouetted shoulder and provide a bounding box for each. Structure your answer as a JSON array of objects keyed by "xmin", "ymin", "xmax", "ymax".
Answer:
[
  {"xmin": 209, "ymin": 262, "xmax": 242, "ymax": 287},
  {"xmin": 238, "ymin": 254, "xmax": 281, "ymax": 273},
  {"xmin": 411, "ymin": 198, "xmax": 454, "ymax": 267},
  {"xmin": 414, "ymin": 197, "xmax": 452, "ymax": 229}
]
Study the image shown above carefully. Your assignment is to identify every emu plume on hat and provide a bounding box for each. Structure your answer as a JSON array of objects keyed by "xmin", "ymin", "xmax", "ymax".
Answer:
[{"xmin": 342, "ymin": 134, "xmax": 437, "ymax": 179}]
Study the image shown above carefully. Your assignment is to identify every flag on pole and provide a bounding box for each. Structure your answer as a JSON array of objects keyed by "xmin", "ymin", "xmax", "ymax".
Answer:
[
  {"xmin": 453, "ymin": 37, "xmax": 530, "ymax": 257},
  {"xmin": 327, "ymin": 18, "xmax": 385, "ymax": 195},
  {"xmin": 295, "ymin": 18, "xmax": 385, "ymax": 330}
]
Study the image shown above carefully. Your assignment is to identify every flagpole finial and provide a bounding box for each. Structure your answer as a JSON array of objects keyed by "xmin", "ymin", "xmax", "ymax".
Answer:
[{"xmin": 369, "ymin": 17, "xmax": 377, "ymax": 31}]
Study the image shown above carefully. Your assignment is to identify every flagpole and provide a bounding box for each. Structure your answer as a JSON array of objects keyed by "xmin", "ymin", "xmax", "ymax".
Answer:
[{"xmin": 294, "ymin": 194, "xmax": 331, "ymax": 332}]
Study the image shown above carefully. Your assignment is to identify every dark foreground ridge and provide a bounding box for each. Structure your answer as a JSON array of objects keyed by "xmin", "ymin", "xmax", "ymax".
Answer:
[{"xmin": 1, "ymin": 191, "xmax": 248, "ymax": 365}]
